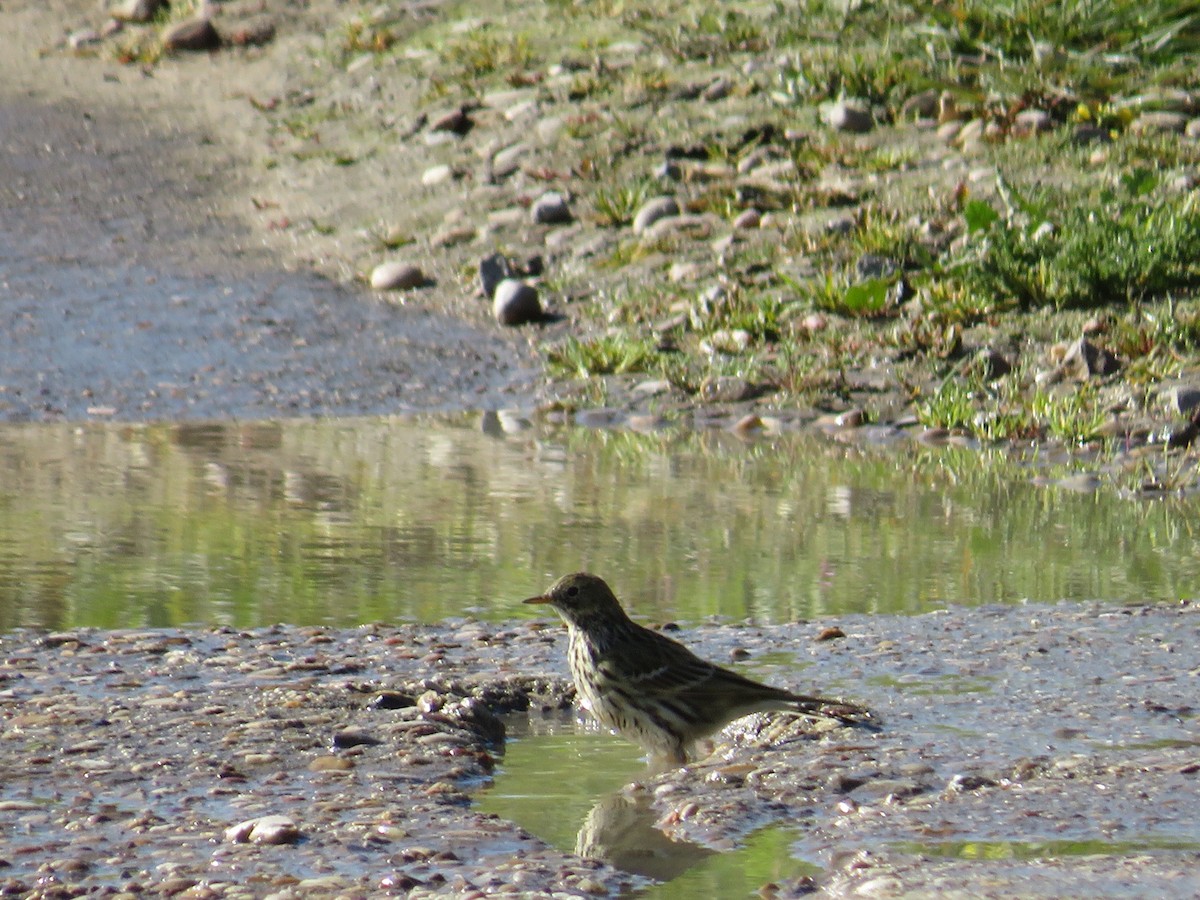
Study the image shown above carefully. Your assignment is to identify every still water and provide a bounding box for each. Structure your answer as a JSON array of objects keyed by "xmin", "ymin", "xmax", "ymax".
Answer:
[
  {"xmin": 0, "ymin": 415, "xmax": 1197, "ymax": 631},
  {"xmin": 478, "ymin": 714, "xmax": 822, "ymax": 897}
]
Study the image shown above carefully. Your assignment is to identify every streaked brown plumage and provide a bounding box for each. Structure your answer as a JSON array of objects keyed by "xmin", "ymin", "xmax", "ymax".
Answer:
[{"xmin": 525, "ymin": 572, "xmax": 870, "ymax": 764}]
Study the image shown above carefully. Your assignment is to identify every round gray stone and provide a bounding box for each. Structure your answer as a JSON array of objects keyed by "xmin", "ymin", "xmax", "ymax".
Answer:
[
  {"xmin": 369, "ymin": 262, "xmax": 425, "ymax": 291},
  {"xmin": 632, "ymin": 196, "xmax": 680, "ymax": 234},
  {"xmin": 492, "ymin": 279, "xmax": 541, "ymax": 326},
  {"xmin": 531, "ymin": 191, "xmax": 572, "ymax": 225}
]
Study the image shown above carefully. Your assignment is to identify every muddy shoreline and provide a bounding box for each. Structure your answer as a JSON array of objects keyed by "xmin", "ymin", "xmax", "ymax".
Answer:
[{"xmin": 2, "ymin": 601, "xmax": 1197, "ymax": 897}]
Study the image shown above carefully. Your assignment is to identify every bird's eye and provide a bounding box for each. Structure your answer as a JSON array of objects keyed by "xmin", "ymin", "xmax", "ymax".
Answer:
[{"xmin": 566, "ymin": 586, "xmax": 579, "ymax": 597}]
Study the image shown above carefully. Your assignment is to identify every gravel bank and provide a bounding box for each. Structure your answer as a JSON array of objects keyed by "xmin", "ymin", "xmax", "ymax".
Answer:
[{"xmin": 2, "ymin": 601, "xmax": 1197, "ymax": 896}]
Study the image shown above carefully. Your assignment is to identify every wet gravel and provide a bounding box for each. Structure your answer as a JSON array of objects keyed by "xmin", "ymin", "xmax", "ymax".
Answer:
[{"xmin": 2, "ymin": 601, "xmax": 1197, "ymax": 897}]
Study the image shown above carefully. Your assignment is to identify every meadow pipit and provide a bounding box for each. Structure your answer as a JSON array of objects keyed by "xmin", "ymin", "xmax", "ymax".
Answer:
[{"xmin": 525, "ymin": 572, "xmax": 871, "ymax": 764}]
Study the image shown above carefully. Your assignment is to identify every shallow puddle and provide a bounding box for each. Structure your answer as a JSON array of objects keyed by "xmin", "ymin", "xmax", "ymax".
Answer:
[
  {"xmin": 479, "ymin": 715, "xmax": 818, "ymax": 897},
  {"xmin": 1, "ymin": 416, "xmax": 1198, "ymax": 630}
]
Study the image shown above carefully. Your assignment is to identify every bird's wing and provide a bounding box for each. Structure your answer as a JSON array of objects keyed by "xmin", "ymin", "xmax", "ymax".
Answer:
[
  {"xmin": 602, "ymin": 627, "xmax": 872, "ymax": 723},
  {"xmin": 606, "ymin": 627, "xmax": 791, "ymax": 704}
]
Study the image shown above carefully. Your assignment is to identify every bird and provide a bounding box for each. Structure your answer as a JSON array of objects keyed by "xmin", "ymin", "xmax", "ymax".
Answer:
[{"xmin": 524, "ymin": 572, "xmax": 871, "ymax": 765}]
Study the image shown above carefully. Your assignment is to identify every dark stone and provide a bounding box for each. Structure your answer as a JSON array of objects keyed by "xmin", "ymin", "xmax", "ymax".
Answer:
[
  {"xmin": 430, "ymin": 106, "xmax": 474, "ymax": 135},
  {"xmin": 974, "ymin": 347, "xmax": 1013, "ymax": 381},
  {"xmin": 332, "ymin": 729, "xmax": 382, "ymax": 749},
  {"xmin": 162, "ymin": 18, "xmax": 221, "ymax": 52},
  {"xmin": 1060, "ymin": 337, "xmax": 1120, "ymax": 380},
  {"xmin": 369, "ymin": 691, "xmax": 416, "ymax": 710},
  {"xmin": 479, "ymin": 253, "xmax": 517, "ymax": 299}
]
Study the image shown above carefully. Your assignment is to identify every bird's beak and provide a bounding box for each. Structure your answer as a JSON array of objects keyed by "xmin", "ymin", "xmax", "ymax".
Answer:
[{"xmin": 523, "ymin": 594, "xmax": 552, "ymax": 605}]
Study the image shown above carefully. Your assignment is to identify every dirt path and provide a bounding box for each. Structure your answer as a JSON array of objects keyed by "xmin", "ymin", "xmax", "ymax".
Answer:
[{"xmin": 0, "ymin": 1, "xmax": 540, "ymax": 421}]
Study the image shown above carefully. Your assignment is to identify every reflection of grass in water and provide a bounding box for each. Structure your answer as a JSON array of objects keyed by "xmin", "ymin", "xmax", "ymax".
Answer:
[
  {"xmin": 892, "ymin": 838, "xmax": 1200, "ymax": 860},
  {"xmin": 4, "ymin": 417, "xmax": 1200, "ymax": 630},
  {"xmin": 477, "ymin": 724, "xmax": 645, "ymax": 854},
  {"xmin": 636, "ymin": 825, "xmax": 819, "ymax": 899}
]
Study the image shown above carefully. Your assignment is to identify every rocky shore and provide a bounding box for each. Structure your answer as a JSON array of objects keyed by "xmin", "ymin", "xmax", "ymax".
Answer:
[{"xmin": 3, "ymin": 0, "xmax": 1200, "ymax": 471}]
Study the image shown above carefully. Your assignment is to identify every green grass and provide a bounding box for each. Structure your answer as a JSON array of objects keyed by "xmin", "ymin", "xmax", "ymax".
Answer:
[
  {"xmin": 951, "ymin": 170, "xmax": 1200, "ymax": 310},
  {"xmin": 592, "ymin": 178, "xmax": 655, "ymax": 227},
  {"xmin": 243, "ymin": 0, "xmax": 1200, "ymax": 452},
  {"xmin": 546, "ymin": 335, "xmax": 661, "ymax": 378}
]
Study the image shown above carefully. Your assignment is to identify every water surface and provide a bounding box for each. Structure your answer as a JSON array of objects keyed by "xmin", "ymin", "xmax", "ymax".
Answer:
[{"xmin": 1, "ymin": 416, "xmax": 1196, "ymax": 631}]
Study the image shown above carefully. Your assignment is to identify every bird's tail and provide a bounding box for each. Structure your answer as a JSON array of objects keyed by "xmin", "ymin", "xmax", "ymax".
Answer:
[{"xmin": 790, "ymin": 694, "xmax": 879, "ymax": 731}]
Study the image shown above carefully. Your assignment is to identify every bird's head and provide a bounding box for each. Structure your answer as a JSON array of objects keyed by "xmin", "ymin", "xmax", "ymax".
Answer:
[{"xmin": 524, "ymin": 572, "xmax": 629, "ymax": 628}]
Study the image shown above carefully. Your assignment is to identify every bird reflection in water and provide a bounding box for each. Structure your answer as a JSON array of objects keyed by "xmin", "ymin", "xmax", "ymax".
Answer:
[{"xmin": 574, "ymin": 790, "xmax": 715, "ymax": 881}]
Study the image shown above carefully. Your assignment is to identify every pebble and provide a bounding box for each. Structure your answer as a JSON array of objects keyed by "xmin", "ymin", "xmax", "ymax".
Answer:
[
  {"xmin": 1057, "ymin": 336, "xmax": 1120, "ymax": 381},
  {"xmin": 702, "ymin": 77, "xmax": 732, "ymax": 102},
  {"xmin": 824, "ymin": 99, "xmax": 873, "ymax": 133},
  {"xmin": 486, "ymin": 206, "xmax": 526, "ymax": 229},
  {"xmin": 492, "ymin": 279, "xmax": 541, "ymax": 326},
  {"xmin": 1160, "ymin": 385, "xmax": 1200, "ymax": 415},
  {"xmin": 1012, "ymin": 108, "xmax": 1052, "ymax": 136},
  {"xmin": 698, "ymin": 375, "xmax": 758, "ymax": 403},
  {"xmin": 309, "ymin": 755, "xmax": 354, "ymax": 771},
  {"xmin": 369, "ymin": 262, "xmax": 425, "ymax": 291},
  {"xmin": 491, "ymin": 142, "xmax": 531, "ymax": 178},
  {"xmin": 953, "ymin": 118, "xmax": 985, "ymax": 147},
  {"xmin": 530, "ymin": 191, "xmax": 572, "ymax": 225},
  {"xmin": 1131, "ymin": 111, "xmax": 1189, "ymax": 135},
  {"xmin": 422, "ymin": 164, "xmax": 455, "ymax": 186},
  {"xmin": 479, "ymin": 253, "xmax": 518, "ymax": 298},
  {"xmin": 481, "ymin": 87, "xmax": 535, "ymax": 110},
  {"xmin": 536, "ymin": 115, "xmax": 565, "ymax": 144},
  {"xmin": 732, "ymin": 208, "xmax": 761, "ymax": 229},
  {"xmin": 225, "ymin": 815, "xmax": 302, "ymax": 845},
  {"xmin": 111, "ymin": 0, "xmax": 160, "ymax": 23},
  {"xmin": 702, "ymin": 329, "xmax": 752, "ymax": 355},
  {"xmin": 431, "ymin": 225, "xmax": 476, "ymax": 247},
  {"xmin": 162, "ymin": 17, "xmax": 221, "ymax": 52},
  {"xmin": 855, "ymin": 875, "xmax": 905, "ymax": 896},
  {"xmin": 505, "ymin": 103, "xmax": 541, "ymax": 127},
  {"xmin": 899, "ymin": 89, "xmax": 940, "ymax": 121},
  {"xmin": 936, "ymin": 120, "xmax": 963, "ymax": 144},
  {"xmin": 68, "ymin": 29, "xmax": 103, "ymax": 49},
  {"xmin": 640, "ymin": 212, "xmax": 717, "ymax": 242},
  {"xmin": 631, "ymin": 196, "xmax": 681, "ymax": 234}
]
